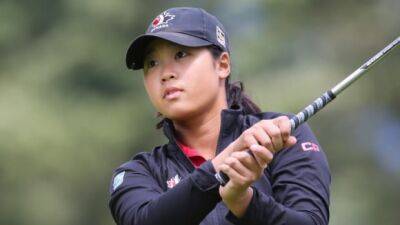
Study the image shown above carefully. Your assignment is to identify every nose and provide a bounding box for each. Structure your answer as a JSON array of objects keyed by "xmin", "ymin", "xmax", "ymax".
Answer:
[
  {"xmin": 160, "ymin": 63, "xmax": 177, "ymax": 83},
  {"xmin": 161, "ymin": 73, "xmax": 176, "ymax": 82}
]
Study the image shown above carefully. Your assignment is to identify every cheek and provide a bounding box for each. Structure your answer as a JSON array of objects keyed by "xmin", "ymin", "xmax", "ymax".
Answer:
[
  {"xmin": 190, "ymin": 64, "xmax": 219, "ymax": 92},
  {"xmin": 143, "ymin": 76, "xmax": 161, "ymax": 107},
  {"xmin": 184, "ymin": 65, "xmax": 221, "ymax": 105}
]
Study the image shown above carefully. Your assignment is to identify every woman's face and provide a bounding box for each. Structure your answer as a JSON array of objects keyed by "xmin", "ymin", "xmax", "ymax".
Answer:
[{"xmin": 142, "ymin": 39, "xmax": 230, "ymax": 122}]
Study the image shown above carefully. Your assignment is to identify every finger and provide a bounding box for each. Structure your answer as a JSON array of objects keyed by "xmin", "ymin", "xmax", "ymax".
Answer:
[
  {"xmin": 283, "ymin": 136, "xmax": 297, "ymax": 148},
  {"xmin": 219, "ymin": 162, "xmax": 251, "ymax": 187},
  {"xmin": 243, "ymin": 131, "xmax": 259, "ymax": 150},
  {"xmin": 252, "ymin": 126, "xmax": 274, "ymax": 151},
  {"xmin": 225, "ymin": 156, "xmax": 254, "ymax": 178},
  {"xmin": 230, "ymin": 151, "xmax": 261, "ymax": 174},
  {"xmin": 249, "ymin": 144, "xmax": 273, "ymax": 168},
  {"xmin": 260, "ymin": 120, "xmax": 283, "ymax": 152},
  {"xmin": 274, "ymin": 116, "xmax": 291, "ymax": 143}
]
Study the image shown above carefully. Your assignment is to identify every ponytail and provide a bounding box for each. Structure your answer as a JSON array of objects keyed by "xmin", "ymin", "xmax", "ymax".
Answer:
[
  {"xmin": 155, "ymin": 45, "xmax": 261, "ymax": 129},
  {"xmin": 225, "ymin": 78, "xmax": 261, "ymax": 114}
]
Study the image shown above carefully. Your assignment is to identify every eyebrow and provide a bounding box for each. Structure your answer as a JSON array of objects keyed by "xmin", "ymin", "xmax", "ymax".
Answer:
[
  {"xmin": 144, "ymin": 47, "xmax": 155, "ymax": 59},
  {"xmin": 143, "ymin": 43, "xmax": 190, "ymax": 60}
]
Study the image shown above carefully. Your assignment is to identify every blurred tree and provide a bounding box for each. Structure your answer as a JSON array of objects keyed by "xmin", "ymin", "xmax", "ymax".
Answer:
[{"xmin": 1, "ymin": 0, "xmax": 399, "ymax": 225}]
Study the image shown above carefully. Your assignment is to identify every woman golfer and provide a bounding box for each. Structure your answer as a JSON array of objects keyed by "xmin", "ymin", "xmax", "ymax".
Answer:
[{"xmin": 109, "ymin": 7, "xmax": 330, "ymax": 225}]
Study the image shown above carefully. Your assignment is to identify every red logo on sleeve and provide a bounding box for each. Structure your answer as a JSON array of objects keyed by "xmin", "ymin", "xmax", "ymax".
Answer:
[{"xmin": 301, "ymin": 142, "xmax": 320, "ymax": 152}]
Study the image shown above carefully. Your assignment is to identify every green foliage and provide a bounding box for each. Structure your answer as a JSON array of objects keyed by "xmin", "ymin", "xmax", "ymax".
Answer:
[{"xmin": 1, "ymin": 0, "xmax": 399, "ymax": 224}]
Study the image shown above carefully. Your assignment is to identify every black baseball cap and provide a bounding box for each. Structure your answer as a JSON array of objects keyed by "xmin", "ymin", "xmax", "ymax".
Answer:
[{"xmin": 125, "ymin": 7, "xmax": 230, "ymax": 70}]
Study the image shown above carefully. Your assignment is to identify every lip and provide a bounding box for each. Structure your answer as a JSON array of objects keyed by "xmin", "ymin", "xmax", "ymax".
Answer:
[{"xmin": 163, "ymin": 86, "xmax": 183, "ymax": 99}]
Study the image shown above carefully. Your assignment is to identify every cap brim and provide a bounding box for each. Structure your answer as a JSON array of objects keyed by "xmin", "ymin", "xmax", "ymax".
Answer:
[{"xmin": 126, "ymin": 32, "xmax": 213, "ymax": 70}]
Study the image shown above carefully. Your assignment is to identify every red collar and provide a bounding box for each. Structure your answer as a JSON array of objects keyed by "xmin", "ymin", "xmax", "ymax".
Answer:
[{"xmin": 176, "ymin": 141, "xmax": 206, "ymax": 168}]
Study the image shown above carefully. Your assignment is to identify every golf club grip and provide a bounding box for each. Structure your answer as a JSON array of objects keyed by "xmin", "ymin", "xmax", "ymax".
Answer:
[
  {"xmin": 215, "ymin": 171, "xmax": 230, "ymax": 186},
  {"xmin": 290, "ymin": 90, "xmax": 336, "ymax": 133}
]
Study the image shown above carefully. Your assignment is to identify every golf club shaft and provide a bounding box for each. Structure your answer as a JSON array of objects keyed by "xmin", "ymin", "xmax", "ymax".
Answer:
[
  {"xmin": 215, "ymin": 36, "xmax": 400, "ymax": 186},
  {"xmin": 290, "ymin": 36, "xmax": 399, "ymax": 132}
]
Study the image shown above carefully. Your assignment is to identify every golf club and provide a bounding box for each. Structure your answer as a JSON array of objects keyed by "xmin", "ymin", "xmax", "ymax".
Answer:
[{"xmin": 215, "ymin": 36, "xmax": 400, "ymax": 186}]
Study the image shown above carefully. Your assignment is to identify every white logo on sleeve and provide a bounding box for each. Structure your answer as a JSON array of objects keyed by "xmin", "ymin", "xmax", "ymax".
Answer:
[
  {"xmin": 113, "ymin": 171, "xmax": 125, "ymax": 191},
  {"xmin": 301, "ymin": 142, "xmax": 320, "ymax": 152},
  {"xmin": 166, "ymin": 174, "xmax": 181, "ymax": 189}
]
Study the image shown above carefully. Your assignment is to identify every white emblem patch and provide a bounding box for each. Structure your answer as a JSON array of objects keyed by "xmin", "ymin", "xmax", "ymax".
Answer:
[
  {"xmin": 150, "ymin": 11, "xmax": 175, "ymax": 32},
  {"xmin": 216, "ymin": 26, "xmax": 226, "ymax": 47},
  {"xmin": 113, "ymin": 171, "xmax": 125, "ymax": 191},
  {"xmin": 166, "ymin": 174, "xmax": 181, "ymax": 189}
]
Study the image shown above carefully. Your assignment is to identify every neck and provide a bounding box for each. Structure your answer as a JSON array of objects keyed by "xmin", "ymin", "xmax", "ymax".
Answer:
[{"xmin": 173, "ymin": 100, "xmax": 228, "ymax": 160}]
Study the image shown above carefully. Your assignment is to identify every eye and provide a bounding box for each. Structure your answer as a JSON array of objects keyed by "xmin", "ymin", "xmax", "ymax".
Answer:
[
  {"xmin": 145, "ymin": 59, "xmax": 158, "ymax": 69},
  {"xmin": 175, "ymin": 50, "xmax": 188, "ymax": 59}
]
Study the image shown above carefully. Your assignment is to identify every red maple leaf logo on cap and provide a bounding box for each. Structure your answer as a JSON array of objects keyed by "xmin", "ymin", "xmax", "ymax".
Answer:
[
  {"xmin": 152, "ymin": 17, "xmax": 160, "ymax": 26},
  {"xmin": 151, "ymin": 11, "xmax": 175, "ymax": 29}
]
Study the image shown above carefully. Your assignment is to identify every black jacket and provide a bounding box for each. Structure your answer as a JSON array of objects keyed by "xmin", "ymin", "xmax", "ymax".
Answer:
[{"xmin": 108, "ymin": 107, "xmax": 331, "ymax": 225}]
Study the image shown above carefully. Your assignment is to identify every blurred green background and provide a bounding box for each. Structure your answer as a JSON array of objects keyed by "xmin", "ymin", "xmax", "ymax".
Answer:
[{"xmin": 1, "ymin": 0, "xmax": 399, "ymax": 225}]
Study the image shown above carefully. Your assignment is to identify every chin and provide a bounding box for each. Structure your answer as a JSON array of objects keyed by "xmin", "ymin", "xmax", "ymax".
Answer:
[
  {"xmin": 161, "ymin": 104, "xmax": 199, "ymax": 121},
  {"xmin": 164, "ymin": 110, "xmax": 193, "ymax": 121}
]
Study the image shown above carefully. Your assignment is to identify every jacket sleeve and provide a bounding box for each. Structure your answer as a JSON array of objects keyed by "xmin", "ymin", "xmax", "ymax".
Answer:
[
  {"xmin": 108, "ymin": 156, "xmax": 221, "ymax": 225},
  {"xmin": 225, "ymin": 123, "xmax": 331, "ymax": 225}
]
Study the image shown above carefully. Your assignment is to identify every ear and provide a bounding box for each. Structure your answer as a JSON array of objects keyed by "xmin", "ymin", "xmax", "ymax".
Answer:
[{"xmin": 215, "ymin": 52, "xmax": 231, "ymax": 79}]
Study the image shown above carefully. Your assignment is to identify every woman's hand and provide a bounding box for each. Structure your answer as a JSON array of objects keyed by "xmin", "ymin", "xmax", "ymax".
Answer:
[
  {"xmin": 231, "ymin": 116, "xmax": 297, "ymax": 154},
  {"xmin": 218, "ymin": 144, "xmax": 268, "ymax": 202},
  {"xmin": 214, "ymin": 116, "xmax": 297, "ymax": 217}
]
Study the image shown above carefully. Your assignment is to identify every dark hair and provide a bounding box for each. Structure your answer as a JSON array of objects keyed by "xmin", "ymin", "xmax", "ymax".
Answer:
[{"xmin": 155, "ymin": 45, "xmax": 261, "ymax": 129}]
